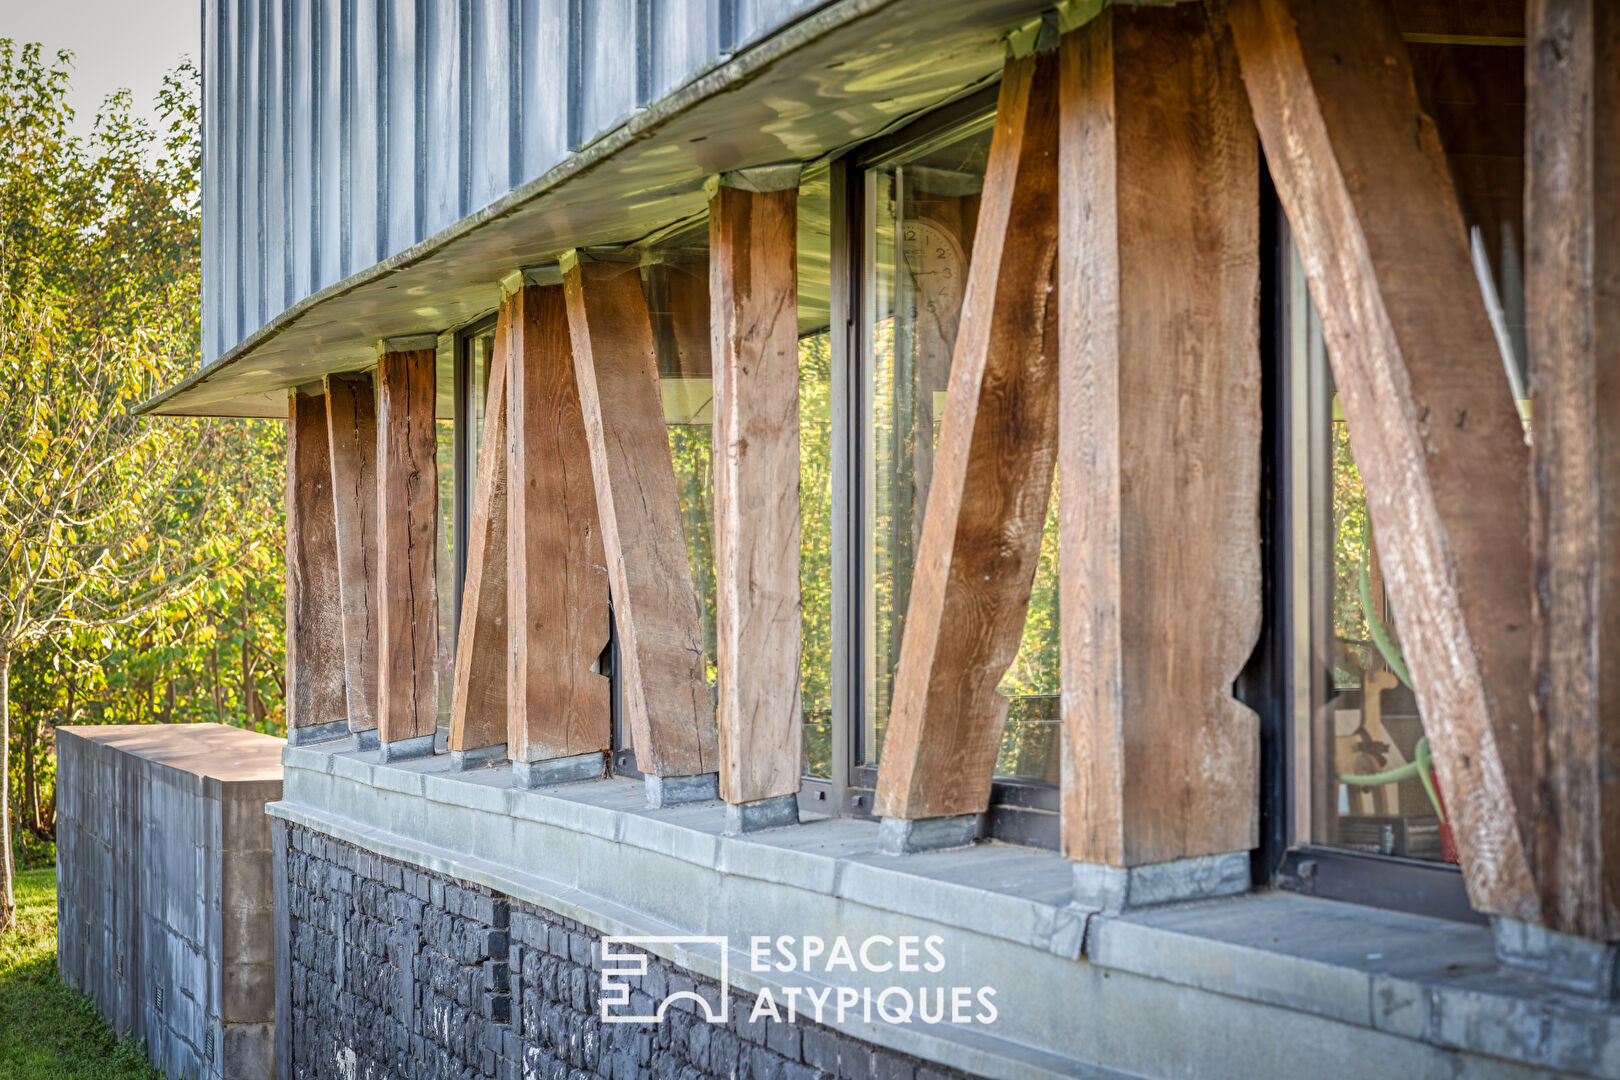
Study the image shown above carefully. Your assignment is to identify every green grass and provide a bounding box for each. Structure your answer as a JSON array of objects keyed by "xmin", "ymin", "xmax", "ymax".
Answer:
[{"xmin": 0, "ymin": 868, "xmax": 165, "ymax": 1079}]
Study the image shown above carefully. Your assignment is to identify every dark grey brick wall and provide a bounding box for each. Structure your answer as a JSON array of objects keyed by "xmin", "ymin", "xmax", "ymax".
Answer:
[{"xmin": 282, "ymin": 823, "xmax": 980, "ymax": 1080}]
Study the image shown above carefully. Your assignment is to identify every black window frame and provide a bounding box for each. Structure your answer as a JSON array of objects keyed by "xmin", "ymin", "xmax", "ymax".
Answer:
[
  {"xmin": 1252, "ymin": 173, "xmax": 1481, "ymax": 926},
  {"xmin": 793, "ymin": 83, "xmax": 1059, "ymax": 850}
]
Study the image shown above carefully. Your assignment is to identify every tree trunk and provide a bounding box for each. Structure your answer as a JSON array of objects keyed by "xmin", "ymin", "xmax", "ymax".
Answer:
[
  {"xmin": 2, "ymin": 655, "xmax": 16, "ymax": 932},
  {"xmin": 22, "ymin": 709, "xmax": 38, "ymax": 834}
]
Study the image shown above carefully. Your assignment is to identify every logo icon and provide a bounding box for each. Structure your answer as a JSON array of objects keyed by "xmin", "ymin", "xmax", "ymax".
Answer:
[{"xmin": 600, "ymin": 936, "xmax": 730, "ymax": 1024}]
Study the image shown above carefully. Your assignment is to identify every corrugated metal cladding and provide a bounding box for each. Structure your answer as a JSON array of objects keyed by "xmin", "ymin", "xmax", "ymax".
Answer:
[{"xmin": 201, "ymin": 0, "xmax": 827, "ymax": 366}]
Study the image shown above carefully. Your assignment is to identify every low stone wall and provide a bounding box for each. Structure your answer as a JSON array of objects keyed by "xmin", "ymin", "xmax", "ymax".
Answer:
[
  {"xmin": 279, "ymin": 821, "xmax": 975, "ymax": 1080},
  {"xmin": 56, "ymin": 724, "xmax": 284, "ymax": 1080}
]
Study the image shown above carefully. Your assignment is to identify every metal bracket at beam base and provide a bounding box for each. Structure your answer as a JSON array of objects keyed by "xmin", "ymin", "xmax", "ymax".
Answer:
[
  {"xmin": 285, "ymin": 719, "xmax": 351, "ymax": 747},
  {"xmin": 352, "ymin": 728, "xmax": 379, "ymax": 753},
  {"xmin": 513, "ymin": 751, "xmax": 606, "ymax": 788},
  {"xmin": 724, "ymin": 793, "xmax": 800, "ymax": 835},
  {"xmin": 645, "ymin": 772, "xmax": 720, "ymax": 808},
  {"xmin": 1494, "ymin": 917, "xmax": 1620, "ymax": 1000},
  {"xmin": 377, "ymin": 734, "xmax": 436, "ymax": 764},
  {"xmin": 1070, "ymin": 851, "xmax": 1250, "ymax": 913},
  {"xmin": 450, "ymin": 743, "xmax": 509, "ymax": 772},
  {"xmin": 877, "ymin": 814, "xmax": 982, "ymax": 855}
]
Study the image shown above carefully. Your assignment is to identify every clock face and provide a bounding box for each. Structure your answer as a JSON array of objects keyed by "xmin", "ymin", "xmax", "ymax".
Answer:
[{"xmin": 900, "ymin": 218, "xmax": 968, "ymax": 357}]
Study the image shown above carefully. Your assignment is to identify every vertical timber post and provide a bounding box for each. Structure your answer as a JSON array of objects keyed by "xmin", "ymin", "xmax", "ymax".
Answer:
[
  {"xmin": 1058, "ymin": 4, "xmax": 1262, "ymax": 909},
  {"xmin": 374, "ymin": 337, "xmax": 441, "ymax": 762},
  {"xmin": 709, "ymin": 168, "xmax": 804, "ymax": 834},
  {"xmin": 286, "ymin": 388, "xmax": 349, "ymax": 745},
  {"xmin": 1527, "ymin": 0, "xmax": 1620, "ymax": 948},
  {"xmin": 325, "ymin": 371, "xmax": 381, "ymax": 748}
]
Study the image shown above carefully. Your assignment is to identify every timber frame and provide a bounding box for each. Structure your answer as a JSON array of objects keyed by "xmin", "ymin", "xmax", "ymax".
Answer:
[{"xmin": 265, "ymin": 0, "xmax": 1620, "ymax": 951}]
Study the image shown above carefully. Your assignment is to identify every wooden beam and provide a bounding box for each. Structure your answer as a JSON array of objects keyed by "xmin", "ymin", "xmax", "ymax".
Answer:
[
  {"xmin": 1527, "ymin": 0, "xmax": 1620, "ymax": 939},
  {"xmin": 1227, "ymin": 0, "xmax": 1538, "ymax": 919},
  {"xmin": 872, "ymin": 50, "xmax": 1061, "ymax": 822},
  {"xmin": 324, "ymin": 372, "xmax": 380, "ymax": 737},
  {"xmin": 506, "ymin": 283, "xmax": 613, "ymax": 766},
  {"xmin": 374, "ymin": 344, "xmax": 441, "ymax": 755},
  {"xmin": 1058, "ymin": 4, "xmax": 1262, "ymax": 868},
  {"xmin": 562, "ymin": 256, "xmax": 718, "ymax": 780},
  {"xmin": 709, "ymin": 180, "xmax": 802, "ymax": 809},
  {"xmin": 448, "ymin": 299, "xmax": 513, "ymax": 757},
  {"xmin": 286, "ymin": 389, "xmax": 348, "ymax": 740}
]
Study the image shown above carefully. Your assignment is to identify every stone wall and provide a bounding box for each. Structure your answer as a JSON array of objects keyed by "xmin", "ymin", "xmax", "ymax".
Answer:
[
  {"xmin": 56, "ymin": 724, "xmax": 284, "ymax": 1080},
  {"xmin": 279, "ymin": 821, "xmax": 977, "ymax": 1080}
]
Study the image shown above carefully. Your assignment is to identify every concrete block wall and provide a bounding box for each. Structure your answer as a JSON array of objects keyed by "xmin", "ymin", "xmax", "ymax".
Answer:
[
  {"xmin": 56, "ymin": 724, "xmax": 284, "ymax": 1080},
  {"xmin": 277, "ymin": 821, "xmax": 977, "ymax": 1080}
]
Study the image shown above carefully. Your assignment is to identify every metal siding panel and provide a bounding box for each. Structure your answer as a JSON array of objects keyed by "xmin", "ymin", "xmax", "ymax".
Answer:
[
  {"xmin": 264, "ymin": 0, "xmax": 286, "ymax": 326},
  {"xmin": 577, "ymin": 0, "xmax": 636, "ymax": 148},
  {"xmin": 289, "ymin": 0, "xmax": 314, "ymax": 303},
  {"xmin": 350, "ymin": 0, "xmax": 380, "ymax": 267},
  {"xmin": 647, "ymin": 0, "xmax": 720, "ymax": 104},
  {"xmin": 224, "ymin": 0, "xmax": 240, "ymax": 353},
  {"xmin": 469, "ymin": 0, "xmax": 511, "ymax": 212},
  {"xmin": 242, "ymin": 0, "xmax": 261, "ymax": 337},
  {"xmin": 206, "ymin": 0, "xmax": 832, "ymax": 360},
  {"xmin": 519, "ymin": 0, "xmax": 567, "ymax": 180},
  {"xmin": 202, "ymin": 0, "xmax": 221, "ymax": 362},
  {"xmin": 735, "ymin": 0, "xmax": 819, "ymax": 49},
  {"xmin": 425, "ymin": 0, "xmax": 462, "ymax": 234},
  {"xmin": 385, "ymin": 0, "xmax": 417, "ymax": 254},
  {"xmin": 318, "ymin": 0, "xmax": 342, "ymax": 289}
]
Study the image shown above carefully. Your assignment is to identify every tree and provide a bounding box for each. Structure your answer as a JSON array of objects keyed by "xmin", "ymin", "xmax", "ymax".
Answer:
[{"xmin": 0, "ymin": 42, "xmax": 284, "ymax": 931}]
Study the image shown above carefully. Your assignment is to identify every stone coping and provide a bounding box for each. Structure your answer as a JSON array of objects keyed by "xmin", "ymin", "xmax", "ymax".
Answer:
[
  {"xmin": 59, "ymin": 723, "xmax": 285, "ymax": 783},
  {"xmin": 269, "ymin": 740, "xmax": 1620, "ymax": 1079}
]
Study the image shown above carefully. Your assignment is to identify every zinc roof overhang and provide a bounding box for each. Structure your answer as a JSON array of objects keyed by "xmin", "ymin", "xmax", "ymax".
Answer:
[{"xmin": 138, "ymin": 0, "xmax": 1055, "ymax": 419}]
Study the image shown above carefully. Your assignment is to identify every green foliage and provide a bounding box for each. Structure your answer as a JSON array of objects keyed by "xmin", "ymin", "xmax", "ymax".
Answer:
[
  {"xmin": 1, "ymin": 40, "xmax": 286, "ymax": 890},
  {"xmin": 0, "ymin": 868, "xmax": 165, "ymax": 1078}
]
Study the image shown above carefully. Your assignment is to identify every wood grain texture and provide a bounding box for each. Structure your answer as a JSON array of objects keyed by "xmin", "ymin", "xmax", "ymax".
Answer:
[
  {"xmin": 1227, "ymin": 0, "xmax": 1538, "ymax": 919},
  {"xmin": 374, "ymin": 348, "xmax": 441, "ymax": 745},
  {"xmin": 506, "ymin": 284, "xmax": 612, "ymax": 762},
  {"xmin": 286, "ymin": 390, "xmax": 348, "ymax": 731},
  {"xmin": 710, "ymin": 183, "xmax": 802, "ymax": 806},
  {"xmin": 324, "ymin": 372, "xmax": 380, "ymax": 734},
  {"xmin": 449, "ymin": 300, "xmax": 512, "ymax": 754},
  {"xmin": 1058, "ymin": 5, "xmax": 1262, "ymax": 867},
  {"xmin": 1527, "ymin": 0, "xmax": 1620, "ymax": 940},
  {"xmin": 563, "ymin": 258, "xmax": 717, "ymax": 778},
  {"xmin": 872, "ymin": 51, "xmax": 1061, "ymax": 821}
]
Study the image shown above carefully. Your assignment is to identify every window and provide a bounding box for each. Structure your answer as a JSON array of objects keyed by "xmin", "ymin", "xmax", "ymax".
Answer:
[
  {"xmin": 446, "ymin": 90, "xmax": 1056, "ymax": 847},
  {"xmin": 435, "ymin": 337, "xmax": 460, "ymax": 725},
  {"xmin": 632, "ymin": 197, "xmax": 836, "ymax": 779},
  {"xmin": 1270, "ymin": 21, "xmax": 1527, "ymax": 919},
  {"xmin": 857, "ymin": 110, "xmax": 1063, "ymax": 781}
]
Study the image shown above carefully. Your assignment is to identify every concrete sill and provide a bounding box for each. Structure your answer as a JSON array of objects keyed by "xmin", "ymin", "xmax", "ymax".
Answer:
[{"xmin": 270, "ymin": 740, "xmax": 1620, "ymax": 1080}]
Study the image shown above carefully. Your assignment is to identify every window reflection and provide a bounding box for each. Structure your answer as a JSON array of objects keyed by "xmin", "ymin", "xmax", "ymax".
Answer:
[
  {"xmin": 1292, "ymin": 26, "xmax": 1527, "ymax": 864},
  {"xmin": 641, "ymin": 204, "xmax": 836, "ymax": 780},
  {"xmin": 861, "ymin": 119, "xmax": 1060, "ymax": 783}
]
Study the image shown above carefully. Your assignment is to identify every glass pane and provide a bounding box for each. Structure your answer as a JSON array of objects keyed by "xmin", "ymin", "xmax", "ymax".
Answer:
[
  {"xmin": 1292, "ymin": 25, "xmax": 1526, "ymax": 863},
  {"xmin": 860, "ymin": 118, "xmax": 1059, "ymax": 780},
  {"xmin": 800, "ymin": 330, "xmax": 834, "ymax": 778},
  {"xmin": 435, "ymin": 342, "xmax": 456, "ymax": 724},
  {"xmin": 642, "ymin": 205, "xmax": 836, "ymax": 779}
]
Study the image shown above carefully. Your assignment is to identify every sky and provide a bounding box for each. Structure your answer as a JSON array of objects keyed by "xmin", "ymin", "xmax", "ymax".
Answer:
[{"xmin": 1, "ymin": 0, "xmax": 200, "ymax": 140}]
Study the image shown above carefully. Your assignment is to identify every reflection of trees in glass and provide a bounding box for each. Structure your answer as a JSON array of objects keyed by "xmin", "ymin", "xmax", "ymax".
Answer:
[
  {"xmin": 669, "ymin": 424, "xmax": 717, "ymax": 686},
  {"xmin": 800, "ymin": 334, "xmax": 834, "ymax": 778},
  {"xmin": 1331, "ymin": 419, "xmax": 1373, "ymax": 686},
  {"xmin": 436, "ymin": 415, "xmax": 457, "ymax": 720},
  {"xmin": 993, "ymin": 477, "xmax": 1060, "ymax": 780},
  {"xmin": 870, "ymin": 316, "xmax": 899, "ymax": 763},
  {"xmin": 663, "ymin": 333, "xmax": 835, "ymax": 779}
]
